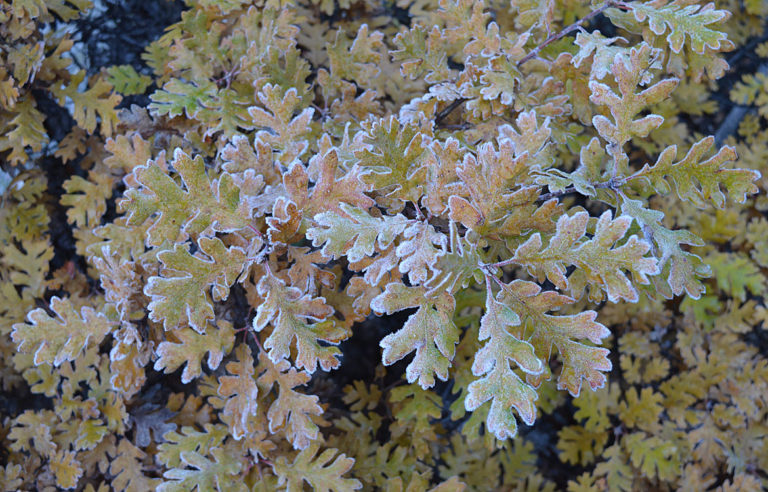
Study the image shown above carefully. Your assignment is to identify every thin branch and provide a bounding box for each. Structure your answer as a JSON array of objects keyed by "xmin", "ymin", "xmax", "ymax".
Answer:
[
  {"xmin": 434, "ymin": 1, "xmax": 630, "ymax": 125},
  {"xmin": 518, "ymin": 0, "xmax": 629, "ymax": 66},
  {"xmin": 435, "ymin": 97, "xmax": 468, "ymax": 125}
]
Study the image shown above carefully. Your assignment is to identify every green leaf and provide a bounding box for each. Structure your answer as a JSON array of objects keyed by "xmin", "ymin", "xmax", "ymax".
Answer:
[
  {"xmin": 121, "ymin": 148, "xmax": 254, "ymax": 246},
  {"xmin": 535, "ymin": 137, "xmax": 609, "ymax": 197},
  {"xmin": 512, "ymin": 210, "xmax": 658, "ymax": 303},
  {"xmin": 157, "ymin": 424, "xmax": 229, "ymax": 469},
  {"xmin": 197, "ymin": 87, "xmax": 252, "ymax": 138},
  {"xmin": 391, "ymin": 25, "xmax": 455, "ymax": 84},
  {"xmin": 557, "ymin": 425, "xmax": 609, "ymax": 466},
  {"xmin": 572, "ymin": 31, "xmax": 630, "ymax": 81},
  {"xmin": 253, "ymin": 269, "xmax": 346, "ymax": 373},
  {"xmin": 0, "ymin": 94, "xmax": 48, "ymax": 165},
  {"xmin": 50, "ymin": 70, "xmax": 121, "ymax": 137},
  {"xmin": 620, "ymin": 197, "xmax": 710, "ymax": 299},
  {"xmin": 1, "ymin": 239, "xmax": 54, "ymax": 299},
  {"xmin": 154, "ymin": 321, "xmax": 235, "ymax": 383},
  {"xmin": 425, "ymin": 221, "xmax": 482, "ymax": 296},
  {"xmin": 464, "ymin": 287, "xmax": 544, "ymax": 439},
  {"xmin": 105, "ymin": 65, "xmax": 153, "ymax": 95},
  {"xmin": 500, "ymin": 281, "xmax": 612, "ymax": 396},
  {"xmin": 149, "ymin": 79, "xmax": 217, "ymax": 119},
  {"xmin": 623, "ymin": 433, "xmax": 679, "ymax": 481},
  {"xmin": 634, "ymin": 136, "xmax": 759, "ymax": 209},
  {"xmin": 625, "ymin": 1, "xmax": 731, "ymax": 54},
  {"xmin": 12, "ymin": 297, "xmax": 112, "ymax": 366},
  {"xmin": 706, "ymin": 252, "xmax": 765, "ymax": 301},
  {"xmin": 389, "ymin": 384, "xmax": 443, "ymax": 455},
  {"xmin": 396, "ymin": 221, "xmax": 447, "ymax": 285},
  {"xmin": 594, "ymin": 445, "xmax": 633, "ymax": 492},
  {"xmin": 146, "ymin": 237, "xmax": 247, "ymax": 332},
  {"xmin": 357, "ymin": 116, "xmax": 427, "ymax": 210},
  {"xmin": 158, "ymin": 448, "xmax": 244, "ymax": 492},
  {"xmin": 307, "ymin": 203, "xmax": 409, "ymax": 263},
  {"xmin": 272, "ymin": 444, "xmax": 362, "ymax": 492},
  {"xmin": 371, "ymin": 283, "xmax": 459, "ymax": 389}
]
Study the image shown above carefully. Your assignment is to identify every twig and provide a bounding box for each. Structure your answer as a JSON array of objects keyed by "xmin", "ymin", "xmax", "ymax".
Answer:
[
  {"xmin": 517, "ymin": 0, "xmax": 629, "ymax": 66},
  {"xmin": 434, "ymin": 1, "xmax": 630, "ymax": 125},
  {"xmin": 435, "ymin": 97, "xmax": 468, "ymax": 125}
]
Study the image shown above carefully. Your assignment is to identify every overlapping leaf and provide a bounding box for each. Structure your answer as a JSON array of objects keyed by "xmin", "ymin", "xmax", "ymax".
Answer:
[
  {"xmin": 625, "ymin": 1, "xmax": 731, "ymax": 54},
  {"xmin": 158, "ymin": 447, "xmax": 244, "ymax": 492},
  {"xmin": 154, "ymin": 321, "xmax": 235, "ymax": 383},
  {"xmin": 50, "ymin": 70, "xmax": 121, "ymax": 137},
  {"xmin": 464, "ymin": 287, "xmax": 544, "ymax": 439},
  {"xmin": 217, "ymin": 343, "xmax": 259, "ymax": 440},
  {"xmin": 105, "ymin": 65, "xmax": 153, "ymax": 96},
  {"xmin": 285, "ymin": 148, "xmax": 375, "ymax": 220},
  {"xmin": 307, "ymin": 203, "xmax": 409, "ymax": 263},
  {"xmin": 272, "ymin": 443, "xmax": 362, "ymax": 491},
  {"xmin": 499, "ymin": 280, "xmax": 612, "ymax": 396},
  {"xmin": 448, "ymin": 138, "xmax": 532, "ymax": 232},
  {"xmin": 256, "ymin": 351, "xmax": 323, "ymax": 450},
  {"xmin": 253, "ymin": 270, "xmax": 346, "ymax": 373},
  {"xmin": 425, "ymin": 221, "xmax": 482, "ymax": 296},
  {"xmin": 620, "ymin": 196, "xmax": 710, "ymax": 298},
  {"xmin": 396, "ymin": 221, "xmax": 447, "ymax": 285},
  {"xmin": 512, "ymin": 211, "xmax": 658, "ymax": 303},
  {"xmin": 0, "ymin": 94, "xmax": 48, "ymax": 165},
  {"xmin": 588, "ymin": 44, "xmax": 678, "ymax": 154},
  {"xmin": 391, "ymin": 25, "xmax": 455, "ymax": 84},
  {"xmin": 248, "ymin": 84, "xmax": 314, "ymax": 164},
  {"xmin": 149, "ymin": 79, "xmax": 217, "ymax": 119},
  {"xmin": 356, "ymin": 116, "xmax": 428, "ymax": 210}
]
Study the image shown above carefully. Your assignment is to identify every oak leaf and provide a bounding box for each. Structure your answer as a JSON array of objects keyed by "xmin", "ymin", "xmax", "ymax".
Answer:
[
  {"xmin": 256, "ymin": 351, "xmax": 323, "ymax": 450},
  {"xmin": 154, "ymin": 321, "xmax": 235, "ymax": 383},
  {"xmin": 500, "ymin": 281, "xmax": 612, "ymax": 396},
  {"xmin": 272, "ymin": 443, "xmax": 362, "ymax": 491},
  {"xmin": 634, "ymin": 137, "xmax": 759, "ymax": 209},
  {"xmin": 371, "ymin": 283, "xmax": 459, "ymax": 388},
  {"xmin": 145, "ymin": 238, "xmax": 247, "ymax": 332},
  {"xmin": 253, "ymin": 270, "xmax": 345, "ymax": 373},
  {"xmin": 626, "ymin": 0, "xmax": 731, "ymax": 54},
  {"xmin": 218, "ymin": 343, "xmax": 259, "ymax": 440},
  {"xmin": 12, "ymin": 297, "xmax": 113, "ymax": 366},
  {"xmin": 464, "ymin": 288, "xmax": 544, "ymax": 439},
  {"xmin": 121, "ymin": 149, "xmax": 254, "ymax": 246},
  {"xmin": 512, "ymin": 210, "xmax": 658, "ymax": 303},
  {"xmin": 308, "ymin": 203, "xmax": 409, "ymax": 263},
  {"xmin": 51, "ymin": 70, "xmax": 121, "ymax": 137}
]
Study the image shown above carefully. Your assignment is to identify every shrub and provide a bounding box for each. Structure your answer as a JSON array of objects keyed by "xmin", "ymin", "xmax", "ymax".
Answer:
[{"xmin": 1, "ymin": 0, "xmax": 767, "ymax": 490}]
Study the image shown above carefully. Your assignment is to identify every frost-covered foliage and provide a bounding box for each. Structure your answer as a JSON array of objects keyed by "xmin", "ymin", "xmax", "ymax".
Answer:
[{"xmin": 1, "ymin": 0, "xmax": 767, "ymax": 490}]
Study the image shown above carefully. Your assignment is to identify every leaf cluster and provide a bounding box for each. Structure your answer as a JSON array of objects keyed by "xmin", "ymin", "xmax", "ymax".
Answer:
[{"xmin": 1, "ymin": 0, "xmax": 767, "ymax": 490}]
